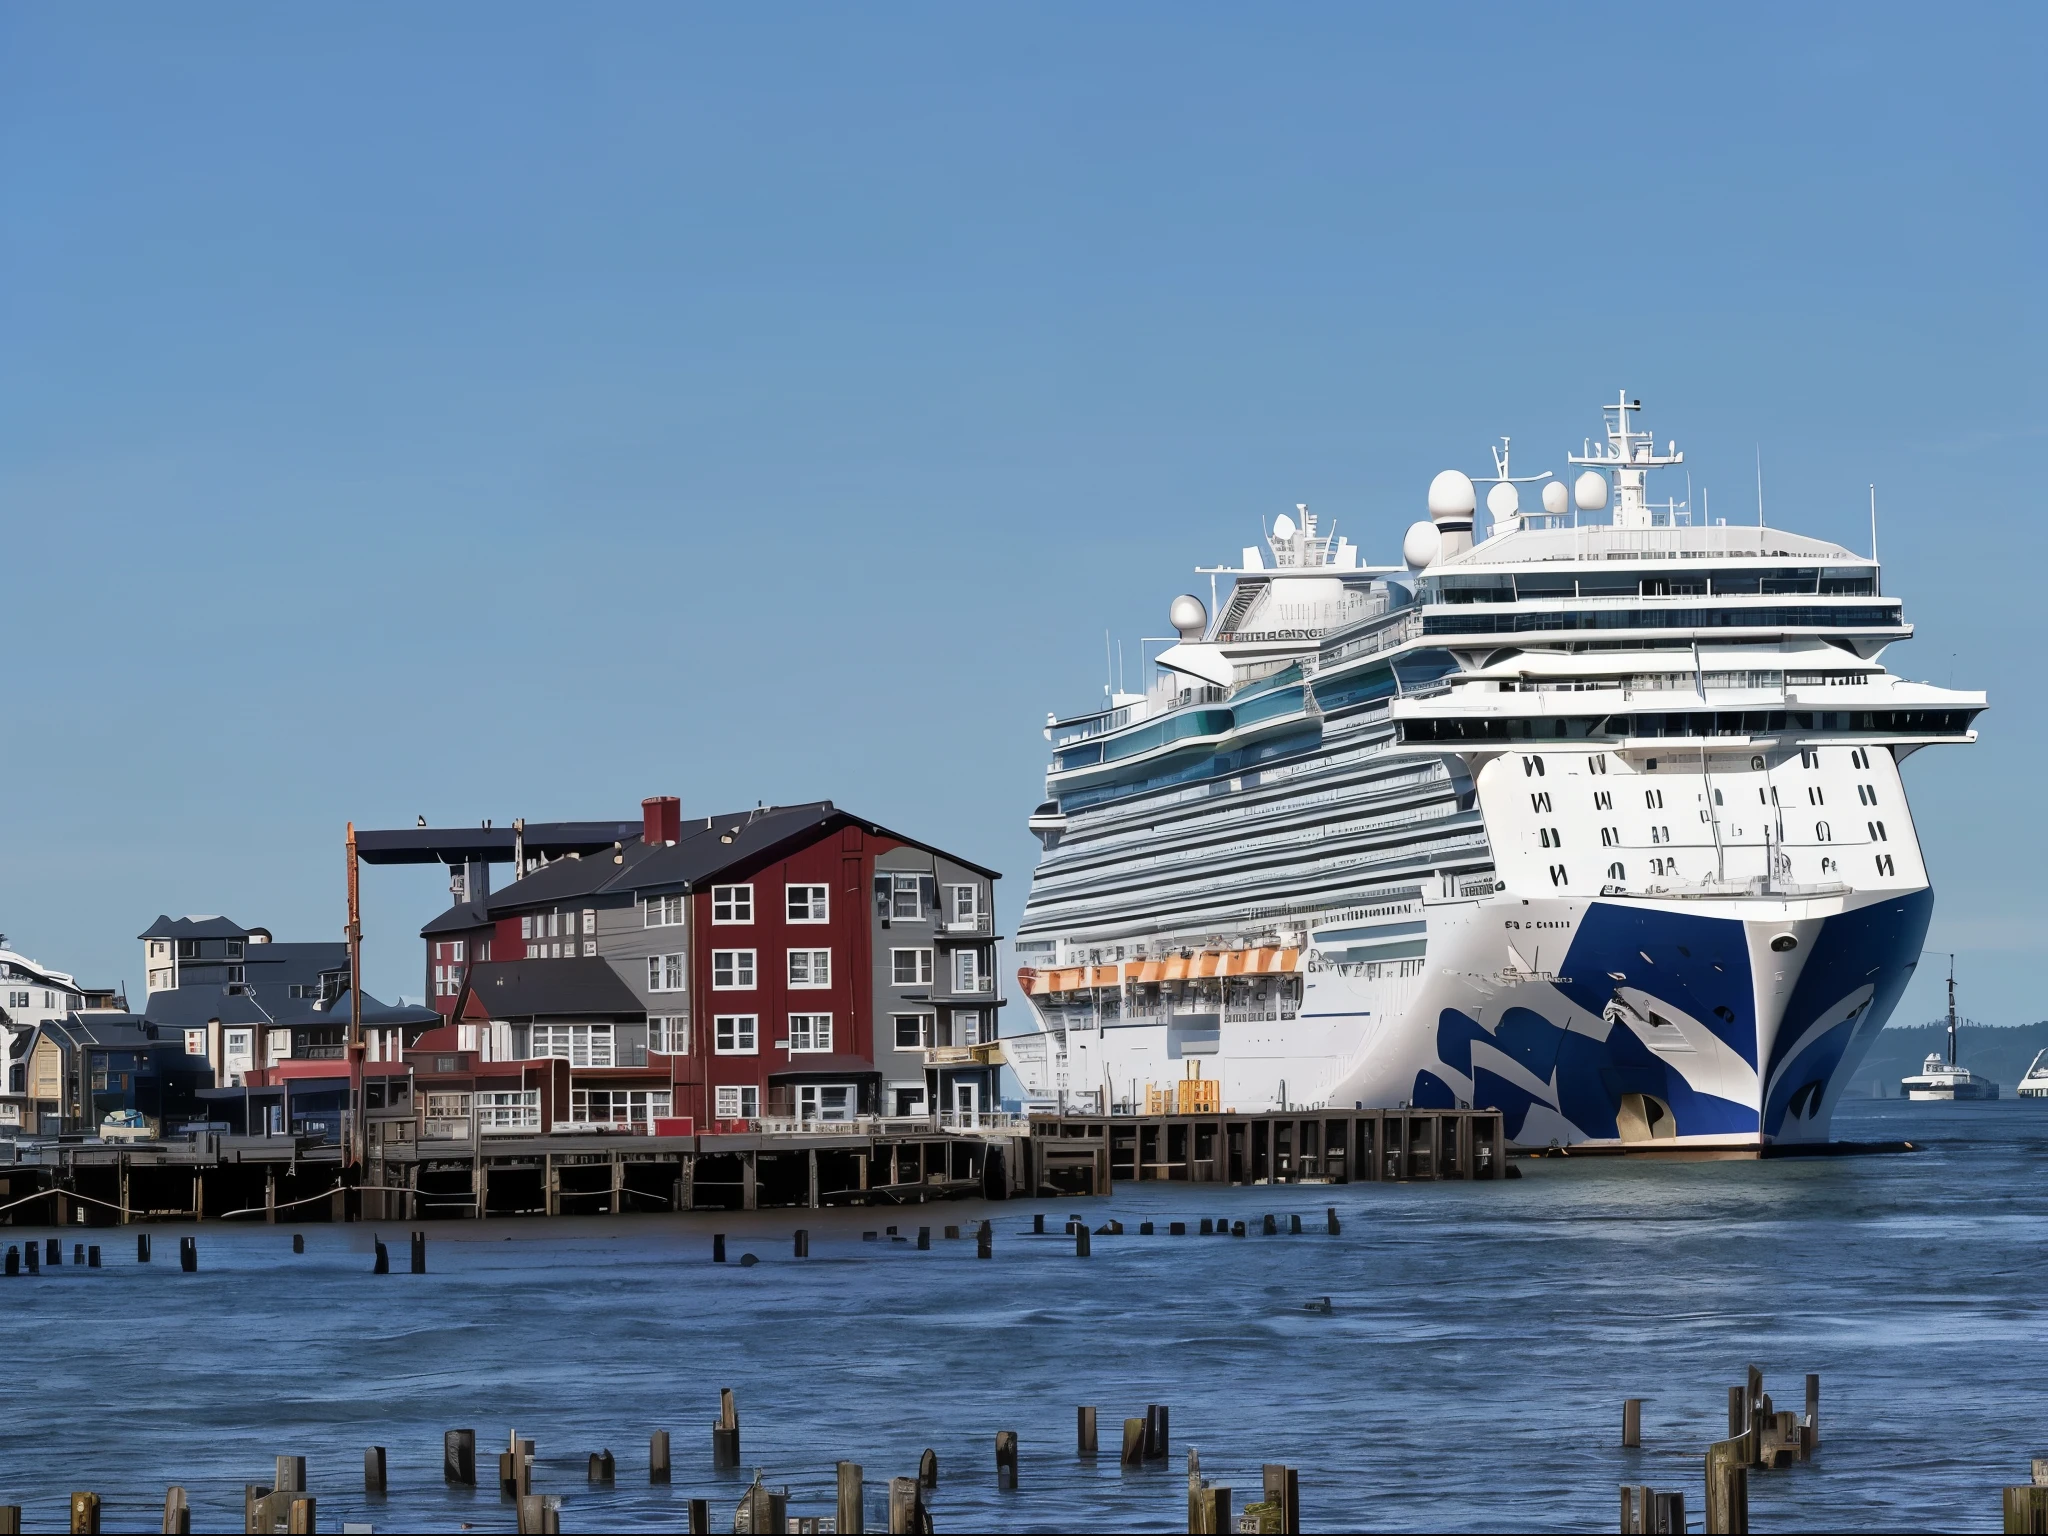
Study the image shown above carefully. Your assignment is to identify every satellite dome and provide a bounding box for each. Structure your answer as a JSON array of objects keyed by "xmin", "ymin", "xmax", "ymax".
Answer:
[
  {"xmin": 1427, "ymin": 470, "xmax": 1477, "ymax": 524},
  {"xmin": 1574, "ymin": 470, "xmax": 1609, "ymax": 511},
  {"xmin": 1485, "ymin": 481, "xmax": 1520, "ymax": 521},
  {"xmin": 1168, "ymin": 594, "xmax": 1208, "ymax": 640},
  {"xmin": 1272, "ymin": 511, "xmax": 1297, "ymax": 540},
  {"xmin": 1402, "ymin": 519, "xmax": 1442, "ymax": 570},
  {"xmin": 1541, "ymin": 479, "xmax": 1569, "ymax": 516}
]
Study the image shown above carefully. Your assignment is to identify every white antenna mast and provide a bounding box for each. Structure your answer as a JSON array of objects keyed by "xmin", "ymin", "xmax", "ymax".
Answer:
[{"xmin": 1755, "ymin": 446, "xmax": 1764, "ymax": 529}]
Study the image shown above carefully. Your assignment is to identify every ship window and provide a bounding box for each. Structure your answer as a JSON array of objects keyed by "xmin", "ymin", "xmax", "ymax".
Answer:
[
  {"xmin": 1851, "ymin": 748, "xmax": 1870, "ymax": 769},
  {"xmin": 1594, "ymin": 790, "xmax": 1612, "ymax": 810},
  {"xmin": 1548, "ymin": 864, "xmax": 1568, "ymax": 887},
  {"xmin": 1876, "ymin": 853, "xmax": 1895, "ymax": 877},
  {"xmin": 1800, "ymin": 748, "xmax": 1820, "ymax": 769},
  {"xmin": 1808, "ymin": 786, "xmax": 1824, "ymax": 805},
  {"xmin": 1868, "ymin": 820, "xmax": 1887, "ymax": 842},
  {"xmin": 1530, "ymin": 792, "xmax": 1551, "ymax": 813},
  {"xmin": 1713, "ymin": 788, "xmax": 1723, "ymax": 805},
  {"xmin": 1816, "ymin": 821, "xmax": 1831, "ymax": 842},
  {"xmin": 1522, "ymin": 755, "xmax": 1546, "ymax": 777},
  {"xmin": 1601, "ymin": 827, "xmax": 1617, "ymax": 846},
  {"xmin": 1607, "ymin": 862, "xmax": 1625, "ymax": 881}
]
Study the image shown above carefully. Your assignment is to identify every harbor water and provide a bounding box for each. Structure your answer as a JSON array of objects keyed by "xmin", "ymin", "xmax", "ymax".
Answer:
[{"xmin": 4, "ymin": 1098, "xmax": 2045, "ymax": 1533}]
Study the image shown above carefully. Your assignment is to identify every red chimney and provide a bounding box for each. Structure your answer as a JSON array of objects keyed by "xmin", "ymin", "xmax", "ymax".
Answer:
[{"xmin": 642, "ymin": 796, "xmax": 682, "ymax": 845}]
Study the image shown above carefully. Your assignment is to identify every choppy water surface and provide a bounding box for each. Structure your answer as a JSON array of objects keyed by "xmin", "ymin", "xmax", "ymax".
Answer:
[{"xmin": 4, "ymin": 1099, "xmax": 2045, "ymax": 1533}]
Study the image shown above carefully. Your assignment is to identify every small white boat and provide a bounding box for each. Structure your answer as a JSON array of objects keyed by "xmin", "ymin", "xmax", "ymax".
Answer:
[
  {"xmin": 2019, "ymin": 1049, "xmax": 2048, "ymax": 1100},
  {"xmin": 1901, "ymin": 957, "xmax": 1998, "ymax": 1100}
]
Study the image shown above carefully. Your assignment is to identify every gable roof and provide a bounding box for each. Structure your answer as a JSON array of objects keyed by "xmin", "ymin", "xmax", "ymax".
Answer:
[
  {"xmin": 138, "ymin": 915, "xmax": 247, "ymax": 941},
  {"xmin": 460, "ymin": 958, "xmax": 644, "ymax": 1020}
]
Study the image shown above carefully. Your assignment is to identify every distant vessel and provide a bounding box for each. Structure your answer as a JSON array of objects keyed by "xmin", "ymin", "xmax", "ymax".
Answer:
[
  {"xmin": 1901, "ymin": 957, "xmax": 1997, "ymax": 1100},
  {"xmin": 2018, "ymin": 1049, "xmax": 2048, "ymax": 1100}
]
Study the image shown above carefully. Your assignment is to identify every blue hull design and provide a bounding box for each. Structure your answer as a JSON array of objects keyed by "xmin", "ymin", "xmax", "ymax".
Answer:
[{"xmin": 1411, "ymin": 891, "xmax": 1933, "ymax": 1145}]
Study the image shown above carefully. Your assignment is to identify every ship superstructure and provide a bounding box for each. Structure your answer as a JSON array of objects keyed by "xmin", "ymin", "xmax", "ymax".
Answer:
[{"xmin": 1007, "ymin": 394, "xmax": 1985, "ymax": 1148}]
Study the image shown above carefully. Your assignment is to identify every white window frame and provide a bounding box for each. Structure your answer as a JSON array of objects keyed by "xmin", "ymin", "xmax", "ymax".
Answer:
[
  {"xmin": 529, "ymin": 1023, "xmax": 615, "ymax": 1068},
  {"xmin": 788, "ymin": 1013, "xmax": 833, "ymax": 1053},
  {"xmin": 893, "ymin": 1013, "xmax": 933, "ymax": 1051},
  {"xmin": 786, "ymin": 883, "xmax": 829, "ymax": 923},
  {"xmin": 714, "ymin": 1014, "xmax": 758, "ymax": 1055},
  {"xmin": 787, "ymin": 948, "xmax": 831, "ymax": 989},
  {"xmin": 952, "ymin": 948, "xmax": 986, "ymax": 993},
  {"xmin": 947, "ymin": 884, "xmax": 980, "ymax": 925},
  {"xmin": 891, "ymin": 948, "xmax": 934, "ymax": 986},
  {"xmin": 955, "ymin": 1010, "xmax": 982, "ymax": 1046},
  {"xmin": 890, "ymin": 874, "xmax": 924, "ymax": 921},
  {"xmin": 477, "ymin": 1090, "xmax": 541, "ymax": 1133},
  {"xmin": 644, "ymin": 894, "xmax": 685, "ymax": 928},
  {"xmin": 711, "ymin": 885, "xmax": 753, "ymax": 924},
  {"xmin": 796, "ymin": 1083, "xmax": 856, "ymax": 1122},
  {"xmin": 648, "ymin": 953, "xmax": 687, "ymax": 993},
  {"xmin": 712, "ymin": 949, "xmax": 756, "ymax": 990},
  {"xmin": 715, "ymin": 1084, "xmax": 760, "ymax": 1120},
  {"xmin": 649, "ymin": 1015, "xmax": 690, "ymax": 1054},
  {"xmin": 570, "ymin": 1087, "xmax": 672, "ymax": 1130}
]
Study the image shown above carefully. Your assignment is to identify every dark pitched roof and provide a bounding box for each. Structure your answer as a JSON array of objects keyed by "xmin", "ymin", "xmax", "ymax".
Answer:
[
  {"xmin": 463, "ymin": 958, "xmax": 645, "ymax": 1020},
  {"xmin": 138, "ymin": 915, "xmax": 247, "ymax": 940},
  {"xmin": 422, "ymin": 901, "xmax": 493, "ymax": 937}
]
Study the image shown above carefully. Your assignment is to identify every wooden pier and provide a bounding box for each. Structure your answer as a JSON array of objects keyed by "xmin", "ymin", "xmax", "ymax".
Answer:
[{"xmin": 1027, "ymin": 1107, "xmax": 1507, "ymax": 1197}]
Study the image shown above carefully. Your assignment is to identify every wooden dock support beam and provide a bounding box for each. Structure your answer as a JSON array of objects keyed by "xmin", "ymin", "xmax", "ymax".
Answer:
[
  {"xmin": 1077, "ymin": 1406, "xmax": 1097, "ymax": 1459},
  {"xmin": 712, "ymin": 1388, "xmax": 740, "ymax": 1469},
  {"xmin": 995, "ymin": 1429, "xmax": 1019, "ymax": 1489}
]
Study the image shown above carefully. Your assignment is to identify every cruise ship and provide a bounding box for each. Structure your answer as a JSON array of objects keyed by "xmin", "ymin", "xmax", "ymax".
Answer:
[{"xmin": 1006, "ymin": 394, "xmax": 1986, "ymax": 1149}]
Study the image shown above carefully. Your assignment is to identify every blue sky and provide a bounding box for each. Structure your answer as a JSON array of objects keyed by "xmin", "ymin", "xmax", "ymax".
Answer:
[{"xmin": 1, "ymin": 5, "xmax": 2041, "ymax": 1030}]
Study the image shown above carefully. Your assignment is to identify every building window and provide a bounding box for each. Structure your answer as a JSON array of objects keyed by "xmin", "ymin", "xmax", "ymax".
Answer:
[
  {"xmin": 530, "ymin": 1023, "xmax": 615, "ymax": 1068},
  {"xmin": 714, "ymin": 1015, "xmax": 758, "ymax": 1055},
  {"xmin": 226, "ymin": 940, "xmax": 244, "ymax": 959},
  {"xmin": 149, "ymin": 941, "xmax": 167, "ymax": 960},
  {"xmin": 583, "ymin": 939, "xmax": 596, "ymax": 957},
  {"xmin": 648, "ymin": 953, "xmax": 686, "ymax": 992},
  {"xmin": 894, "ymin": 1014, "xmax": 932, "ymax": 1050},
  {"xmin": 712, "ymin": 885, "xmax": 753, "ymax": 924},
  {"xmin": 6, "ymin": 991, "xmax": 26, "ymax": 1010},
  {"xmin": 177, "ymin": 939, "xmax": 199, "ymax": 960},
  {"xmin": 581, "ymin": 910, "xmax": 596, "ymax": 935},
  {"xmin": 787, "ymin": 884, "xmax": 828, "ymax": 923},
  {"xmin": 715, "ymin": 1084, "xmax": 759, "ymax": 1120},
  {"xmin": 947, "ymin": 885, "xmax": 981, "ymax": 926},
  {"xmin": 147, "ymin": 968, "xmax": 172, "ymax": 992},
  {"xmin": 890, "ymin": 875, "xmax": 925, "ymax": 921},
  {"xmin": 476, "ymin": 1090, "xmax": 541, "ymax": 1132},
  {"xmin": 892, "ymin": 949, "xmax": 933, "ymax": 986},
  {"xmin": 788, "ymin": 1013, "xmax": 833, "ymax": 1053},
  {"xmin": 797, "ymin": 1084, "xmax": 856, "ymax": 1122},
  {"xmin": 649, "ymin": 1016, "xmax": 690, "ymax": 1054},
  {"xmin": 226, "ymin": 965, "xmax": 246, "ymax": 984},
  {"xmin": 571, "ymin": 1088, "xmax": 672, "ymax": 1130},
  {"xmin": 424, "ymin": 1091, "xmax": 472, "ymax": 1126},
  {"xmin": 955, "ymin": 1011, "xmax": 982, "ymax": 1046},
  {"xmin": 712, "ymin": 950, "xmax": 756, "ymax": 989},
  {"xmin": 644, "ymin": 895, "xmax": 685, "ymax": 928},
  {"xmin": 952, "ymin": 948, "xmax": 986, "ymax": 993},
  {"xmin": 788, "ymin": 949, "xmax": 831, "ymax": 988}
]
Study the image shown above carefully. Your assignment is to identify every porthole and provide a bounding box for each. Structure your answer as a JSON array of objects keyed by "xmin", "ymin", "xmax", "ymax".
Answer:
[{"xmin": 1769, "ymin": 934, "xmax": 1798, "ymax": 953}]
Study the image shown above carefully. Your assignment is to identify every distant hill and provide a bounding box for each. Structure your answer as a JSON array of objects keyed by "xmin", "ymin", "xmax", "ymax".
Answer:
[{"xmin": 1844, "ymin": 1021, "xmax": 2048, "ymax": 1095}]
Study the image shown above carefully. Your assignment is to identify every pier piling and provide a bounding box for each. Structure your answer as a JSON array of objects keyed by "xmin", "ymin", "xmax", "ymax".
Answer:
[
  {"xmin": 1623, "ymin": 1398, "xmax": 1642, "ymax": 1448},
  {"xmin": 445, "ymin": 1429, "xmax": 476, "ymax": 1486},
  {"xmin": 1262, "ymin": 1464, "xmax": 1301, "ymax": 1535},
  {"xmin": 86, "ymin": 1246, "xmax": 99, "ymax": 1268},
  {"xmin": 1704, "ymin": 1438, "xmax": 1748, "ymax": 1534},
  {"xmin": 1075, "ymin": 1225, "xmax": 1091, "ymax": 1257},
  {"xmin": 1033, "ymin": 1214, "xmax": 1044, "ymax": 1234},
  {"xmin": 69, "ymin": 1491, "xmax": 98, "ymax": 1534},
  {"xmin": 25, "ymin": 1244, "xmax": 38, "ymax": 1274},
  {"xmin": 1806, "ymin": 1373, "xmax": 1820, "ymax": 1447},
  {"xmin": 1077, "ymin": 1406, "xmax": 1098, "ymax": 1458},
  {"xmin": 650, "ymin": 1429, "xmax": 670, "ymax": 1483},
  {"xmin": 977, "ymin": 1220, "xmax": 993, "ymax": 1259},
  {"xmin": 836, "ymin": 1463, "xmax": 864, "ymax": 1535},
  {"xmin": 291, "ymin": 1234, "xmax": 303, "ymax": 1255},
  {"xmin": 178, "ymin": 1236, "xmax": 196, "ymax": 1273},
  {"xmin": 1262, "ymin": 1214, "xmax": 1277, "ymax": 1236},
  {"xmin": 888, "ymin": 1476, "xmax": 923, "ymax": 1534},
  {"xmin": 687, "ymin": 1497, "xmax": 709, "ymax": 1534},
  {"xmin": 274, "ymin": 1456, "xmax": 304, "ymax": 1494},
  {"xmin": 713, "ymin": 1388, "xmax": 740, "ymax": 1469},
  {"xmin": 138, "ymin": 1234, "xmax": 151, "ymax": 1263},
  {"xmin": 5, "ymin": 1246, "xmax": 16, "ymax": 1276},
  {"xmin": 411, "ymin": 1231, "xmax": 427, "ymax": 1273},
  {"xmin": 1121, "ymin": 1419, "xmax": 1145, "ymax": 1466},
  {"xmin": 1145, "ymin": 1404, "xmax": 1170, "ymax": 1460},
  {"xmin": 160, "ymin": 1486, "xmax": 189, "ymax": 1535},
  {"xmin": 712, "ymin": 1234, "xmax": 726, "ymax": 1264},
  {"xmin": 918, "ymin": 1448, "xmax": 938, "ymax": 1488},
  {"xmin": 995, "ymin": 1429, "xmax": 1019, "ymax": 1490},
  {"xmin": 944, "ymin": 1225, "xmax": 960, "ymax": 1240},
  {"xmin": 363, "ymin": 1448, "xmax": 385, "ymax": 1494},
  {"xmin": 285, "ymin": 1497, "xmax": 314, "ymax": 1535},
  {"xmin": 1327, "ymin": 1207, "xmax": 1341, "ymax": 1235},
  {"xmin": 795, "ymin": 1230, "xmax": 809, "ymax": 1259},
  {"xmin": 587, "ymin": 1450, "xmax": 614, "ymax": 1484},
  {"xmin": 47, "ymin": 1239, "xmax": 59, "ymax": 1266},
  {"xmin": 917, "ymin": 1226, "xmax": 931, "ymax": 1250},
  {"xmin": 0, "ymin": 1505, "xmax": 18, "ymax": 1534},
  {"xmin": 372, "ymin": 1238, "xmax": 388, "ymax": 1274}
]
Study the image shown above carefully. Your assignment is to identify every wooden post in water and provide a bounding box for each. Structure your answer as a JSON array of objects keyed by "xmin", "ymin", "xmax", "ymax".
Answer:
[
  {"xmin": 286, "ymin": 1498, "xmax": 315, "ymax": 1535},
  {"xmin": 888, "ymin": 1477, "xmax": 922, "ymax": 1534},
  {"xmin": 364, "ymin": 1447, "xmax": 386, "ymax": 1494},
  {"xmin": 918, "ymin": 1448, "xmax": 938, "ymax": 1488},
  {"xmin": 1077, "ymin": 1406, "xmax": 1098, "ymax": 1458},
  {"xmin": 1262, "ymin": 1464, "xmax": 1300, "ymax": 1535},
  {"xmin": 713, "ymin": 1388, "xmax": 740, "ymax": 1468},
  {"xmin": 1121, "ymin": 1418, "xmax": 1145, "ymax": 1466},
  {"xmin": 836, "ymin": 1462, "xmax": 864, "ymax": 1534},
  {"xmin": 161, "ymin": 1486, "xmax": 190, "ymax": 1535},
  {"xmin": 0, "ymin": 1507, "xmax": 17, "ymax": 1536},
  {"xmin": 587, "ymin": 1449, "xmax": 615, "ymax": 1484},
  {"xmin": 687, "ymin": 1498, "xmax": 709, "ymax": 1535},
  {"xmin": 179, "ymin": 1236, "xmax": 197, "ymax": 1273},
  {"xmin": 1622, "ymin": 1398, "xmax": 1642, "ymax": 1447},
  {"xmin": 1075, "ymin": 1225, "xmax": 1091, "ymax": 1257},
  {"xmin": 713, "ymin": 1234, "xmax": 726, "ymax": 1264},
  {"xmin": 372, "ymin": 1238, "xmax": 389, "ymax": 1274},
  {"xmin": 917, "ymin": 1225, "xmax": 931, "ymax": 1251},
  {"xmin": 1201, "ymin": 1485, "xmax": 1231, "ymax": 1535},
  {"xmin": 68, "ymin": 1492, "xmax": 98, "ymax": 1535},
  {"xmin": 2003, "ymin": 1484, "xmax": 2048, "ymax": 1534},
  {"xmin": 995, "ymin": 1429, "xmax": 1019, "ymax": 1489},
  {"xmin": 1805, "ymin": 1373, "xmax": 1820, "ymax": 1447},
  {"xmin": 1704, "ymin": 1438, "xmax": 1748, "ymax": 1535},
  {"xmin": 138, "ymin": 1233, "xmax": 151, "ymax": 1262},
  {"xmin": 411, "ymin": 1231, "xmax": 426, "ymax": 1273},
  {"xmin": 794, "ymin": 1229, "xmax": 809, "ymax": 1259},
  {"xmin": 1145, "ymin": 1404, "xmax": 1170, "ymax": 1460},
  {"xmin": 977, "ymin": 1219, "xmax": 993, "ymax": 1259},
  {"xmin": 445, "ymin": 1428, "xmax": 476, "ymax": 1485},
  {"xmin": 1326, "ymin": 1205, "xmax": 1341, "ymax": 1235},
  {"xmin": 650, "ymin": 1429, "xmax": 670, "ymax": 1483},
  {"xmin": 291, "ymin": 1234, "xmax": 304, "ymax": 1255}
]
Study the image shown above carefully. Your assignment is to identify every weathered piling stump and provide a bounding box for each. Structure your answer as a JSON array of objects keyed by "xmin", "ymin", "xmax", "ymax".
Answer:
[
  {"xmin": 1170, "ymin": 1221, "xmax": 1186, "ymax": 1235},
  {"xmin": 411, "ymin": 1231, "xmax": 427, "ymax": 1273},
  {"xmin": 836, "ymin": 1462, "xmax": 864, "ymax": 1534},
  {"xmin": 160, "ymin": 1485, "xmax": 190, "ymax": 1535},
  {"xmin": 996, "ymin": 1429, "xmax": 1020, "ymax": 1489},
  {"xmin": 918, "ymin": 1448, "xmax": 938, "ymax": 1488},
  {"xmin": 498, "ymin": 1451, "xmax": 522, "ymax": 1497},
  {"xmin": 4, "ymin": 1247, "xmax": 16, "ymax": 1277},
  {"xmin": 445, "ymin": 1428, "xmax": 477, "ymax": 1485},
  {"xmin": 685, "ymin": 1497, "xmax": 710, "ymax": 1535},
  {"xmin": 1231, "ymin": 1220, "xmax": 1246, "ymax": 1238},
  {"xmin": 285, "ymin": 1497, "xmax": 315, "ymax": 1535},
  {"xmin": 588, "ymin": 1449, "xmax": 615, "ymax": 1484},
  {"xmin": 1261, "ymin": 1463, "xmax": 1300, "ymax": 1534},
  {"xmin": 179, "ymin": 1236, "xmax": 196, "ymax": 1273},
  {"xmin": 83, "ymin": 1244, "xmax": 98, "ymax": 1268},
  {"xmin": 0, "ymin": 1503, "xmax": 19, "ymax": 1534},
  {"xmin": 1145, "ymin": 1404, "xmax": 1170, "ymax": 1460},
  {"xmin": 1075, "ymin": 1225, "xmax": 1091, "ymax": 1258},
  {"xmin": 1288, "ymin": 1214, "xmax": 1301, "ymax": 1234},
  {"xmin": 1139, "ymin": 1221, "xmax": 1155, "ymax": 1235},
  {"xmin": 1121, "ymin": 1418, "xmax": 1145, "ymax": 1467},
  {"xmin": 977, "ymin": 1220, "xmax": 993, "ymax": 1259},
  {"xmin": 516, "ymin": 1494, "xmax": 563, "ymax": 1535},
  {"xmin": 917, "ymin": 1226, "xmax": 931, "ymax": 1251},
  {"xmin": 72, "ymin": 1243, "xmax": 83, "ymax": 1266},
  {"xmin": 713, "ymin": 1388, "xmax": 740, "ymax": 1468},
  {"xmin": 2005, "ymin": 1482, "xmax": 2048, "ymax": 1534},
  {"xmin": 1326, "ymin": 1206, "xmax": 1341, "ymax": 1235},
  {"xmin": 25, "ymin": 1244, "xmax": 39, "ymax": 1275},
  {"xmin": 1199, "ymin": 1483, "xmax": 1232, "ymax": 1534},
  {"xmin": 290, "ymin": 1234, "xmax": 303, "ymax": 1255},
  {"xmin": 274, "ymin": 1456, "xmax": 305, "ymax": 1494},
  {"xmin": 944, "ymin": 1225, "xmax": 960, "ymax": 1240},
  {"xmin": 1806, "ymin": 1373, "xmax": 1820, "ymax": 1447},
  {"xmin": 1199, "ymin": 1218, "xmax": 1213, "ymax": 1236},
  {"xmin": 372, "ymin": 1238, "xmax": 389, "ymax": 1274},
  {"xmin": 1704, "ymin": 1438, "xmax": 1749, "ymax": 1534},
  {"xmin": 47, "ymin": 1239, "xmax": 59, "ymax": 1266},
  {"xmin": 1033, "ymin": 1213, "xmax": 1045, "ymax": 1234},
  {"xmin": 794, "ymin": 1230, "xmax": 809, "ymax": 1259},
  {"xmin": 1078, "ymin": 1406, "xmax": 1098, "ymax": 1458},
  {"xmin": 713, "ymin": 1234, "xmax": 727, "ymax": 1263},
  {"xmin": 888, "ymin": 1476, "xmax": 924, "ymax": 1534},
  {"xmin": 1261, "ymin": 1214, "xmax": 1277, "ymax": 1236},
  {"xmin": 363, "ymin": 1447, "xmax": 386, "ymax": 1494},
  {"xmin": 1622, "ymin": 1398, "xmax": 1642, "ymax": 1448},
  {"xmin": 650, "ymin": 1429, "xmax": 670, "ymax": 1483},
  {"xmin": 68, "ymin": 1491, "xmax": 98, "ymax": 1535}
]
